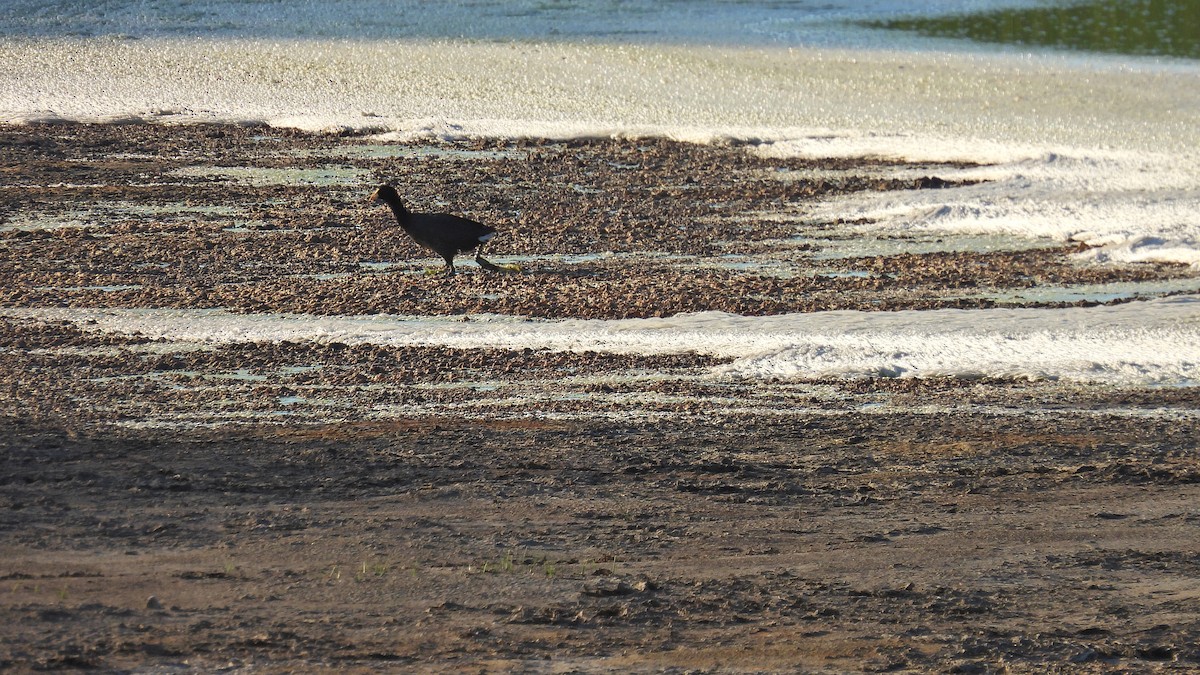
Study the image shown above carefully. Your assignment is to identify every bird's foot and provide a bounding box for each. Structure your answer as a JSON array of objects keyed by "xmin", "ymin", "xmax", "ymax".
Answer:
[{"xmin": 476, "ymin": 256, "xmax": 522, "ymax": 274}]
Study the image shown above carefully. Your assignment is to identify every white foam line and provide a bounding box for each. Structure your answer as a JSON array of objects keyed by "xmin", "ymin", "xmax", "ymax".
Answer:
[
  {"xmin": 6, "ymin": 296, "xmax": 1200, "ymax": 385},
  {"xmin": 764, "ymin": 142, "xmax": 1200, "ymax": 268}
]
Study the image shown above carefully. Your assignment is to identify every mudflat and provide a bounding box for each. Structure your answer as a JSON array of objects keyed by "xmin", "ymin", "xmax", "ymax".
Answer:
[{"xmin": 1, "ymin": 123, "xmax": 1198, "ymax": 672}]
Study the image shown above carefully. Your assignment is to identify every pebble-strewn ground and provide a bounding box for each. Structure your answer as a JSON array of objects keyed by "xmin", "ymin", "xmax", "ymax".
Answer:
[
  {"xmin": 4, "ymin": 124, "xmax": 1193, "ymax": 318},
  {"xmin": 2, "ymin": 123, "xmax": 1198, "ymax": 673}
]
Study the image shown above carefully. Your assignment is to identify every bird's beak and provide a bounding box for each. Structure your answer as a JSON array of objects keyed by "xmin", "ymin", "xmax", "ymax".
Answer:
[{"xmin": 367, "ymin": 189, "xmax": 382, "ymax": 204}]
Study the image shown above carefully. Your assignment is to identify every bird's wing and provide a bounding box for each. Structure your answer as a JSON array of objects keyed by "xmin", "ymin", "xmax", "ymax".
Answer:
[
  {"xmin": 400, "ymin": 213, "xmax": 498, "ymax": 257},
  {"xmin": 424, "ymin": 213, "xmax": 497, "ymax": 242}
]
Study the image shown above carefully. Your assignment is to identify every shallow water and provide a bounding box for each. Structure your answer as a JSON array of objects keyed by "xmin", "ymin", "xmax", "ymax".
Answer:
[
  {"xmin": 293, "ymin": 144, "xmax": 528, "ymax": 163},
  {"xmin": 0, "ymin": 215, "xmax": 91, "ymax": 232},
  {"xmin": 2, "ymin": 201, "xmax": 253, "ymax": 232},
  {"xmin": 0, "ymin": 1, "xmax": 1050, "ymax": 46},
  {"xmin": 33, "ymin": 284, "xmax": 143, "ymax": 292},
  {"xmin": 802, "ymin": 230, "xmax": 1064, "ymax": 260},
  {"xmin": 171, "ymin": 165, "xmax": 371, "ymax": 187},
  {"xmin": 962, "ymin": 277, "xmax": 1200, "ymax": 305}
]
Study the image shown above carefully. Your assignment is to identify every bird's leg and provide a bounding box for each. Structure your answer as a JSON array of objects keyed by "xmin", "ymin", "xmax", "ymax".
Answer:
[
  {"xmin": 444, "ymin": 256, "xmax": 456, "ymax": 277},
  {"xmin": 474, "ymin": 241, "xmax": 496, "ymax": 271},
  {"xmin": 474, "ymin": 241, "xmax": 492, "ymax": 268},
  {"xmin": 475, "ymin": 242, "xmax": 522, "ymax": 274}
]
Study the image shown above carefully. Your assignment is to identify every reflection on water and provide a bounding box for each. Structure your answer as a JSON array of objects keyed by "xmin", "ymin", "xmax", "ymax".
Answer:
[
  {"xmin": 871, "ymin": 0, "xmax": 1200, "ymax": 59},
  {"xmin": 170, "ymin": 165, "xmax": 371, "ymax": 187},
  {"xmin": 961, "ymin": 277, "xmax": 1200, "ymax": 305}
]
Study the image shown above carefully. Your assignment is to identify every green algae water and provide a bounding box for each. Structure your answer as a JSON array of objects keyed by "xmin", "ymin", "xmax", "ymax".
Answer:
[{"xmin": 871, "ymin": 0, "xmax": 1200, "ymax": 59}]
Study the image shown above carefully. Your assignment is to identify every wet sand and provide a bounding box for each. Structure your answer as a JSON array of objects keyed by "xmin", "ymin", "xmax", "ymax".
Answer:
[{"xmin": 2, "ymin": 123, "xmax": 1199, "ymax": 672}]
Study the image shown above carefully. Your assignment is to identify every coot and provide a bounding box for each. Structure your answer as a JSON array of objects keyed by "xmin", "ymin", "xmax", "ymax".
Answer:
[{"xmin": 369, "ymin": 184, "xmax": 508, "ymax": 276}]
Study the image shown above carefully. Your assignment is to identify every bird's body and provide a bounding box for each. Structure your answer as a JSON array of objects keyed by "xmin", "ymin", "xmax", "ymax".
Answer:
[{"xmin": 369, "ymin": 184, "xmax": 508, "ymax": 276}]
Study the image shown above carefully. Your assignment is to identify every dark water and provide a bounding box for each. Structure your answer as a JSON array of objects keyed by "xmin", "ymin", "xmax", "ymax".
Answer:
[{"xmin": 870, "ymin": 0, "xmax": 1200, "ymax": 59}]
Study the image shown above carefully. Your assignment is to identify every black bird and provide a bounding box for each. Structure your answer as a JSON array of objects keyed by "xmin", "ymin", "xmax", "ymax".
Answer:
[{"xmin": 369, "ymin": 184, "xmax": 513, "ymax": 276}]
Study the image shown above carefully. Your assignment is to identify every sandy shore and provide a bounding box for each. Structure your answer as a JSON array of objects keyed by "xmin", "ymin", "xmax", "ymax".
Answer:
[{"xmin": 2, "ymin": 123, "xmax": 1199, "ymax": 672}]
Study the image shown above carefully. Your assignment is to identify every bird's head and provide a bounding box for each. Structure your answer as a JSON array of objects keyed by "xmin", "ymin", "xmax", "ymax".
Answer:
[{"xmin": 368, "ymin": 184, "xmax": 399, "ymax": 205}]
